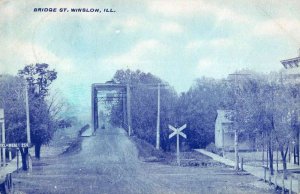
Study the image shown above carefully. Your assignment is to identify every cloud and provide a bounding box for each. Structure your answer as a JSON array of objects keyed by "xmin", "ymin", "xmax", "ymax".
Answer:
[
  {"xmin": 106, "ymin": 16, "xmax": 145, "ymax": 34},
  {"xmin": 186, "ymin": 38, "xmax": 232, "ymax": 51},
  {"xmin": 195, "ymin": 58, "xmax": 223, "ymax": 78},
  {"xmin": 216, "ymin": 8, "xmax": 247, "ymax": 23},
  {"xmin": 148, "ymin": 0, "xmax": 249, "ymax": 23},
  {"xmin": 253, "ymin": 18, "xmax": 300, "ymax": 41},
  {"xmin": 148, "ymin": 0, "xmax": 203, "ymax": 17},
  {"xmin": 185, "ymin": 40, "xmax": 204, "ymax": 51},
  {"xmin": 0, "ymin": 39, "xmax": 75, "ymax": 75},
  {"xmin": 210, "ymin": 39, "xmax": 232, "ymax": 47},
  {"xmin": 197, "ymin": 58, "xmax": 213, "ymax": 70},
  {"xmin": 0, "ymin": 1, "xmax": 22, "ymax": 26},
  {"xmin": 121, "ymin": 17, "xmax": 143, "ymax": 29},
  {"xmin": 195, "ymin": 57, "xmax": 234, "ymax": 78},
  {"xmin": 160, "ymin": 22, "xmax": 184, "ymax": 34},
  {"xmin": 101, "ymin": 39, "xmax": 167, "ymax": 71}
]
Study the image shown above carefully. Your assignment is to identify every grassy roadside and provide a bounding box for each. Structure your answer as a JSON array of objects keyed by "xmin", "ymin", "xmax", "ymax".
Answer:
[
  {"xmin": 60, "ymin": 137, "xmax": 83, "ymax": 155},
  {"xmin": 59, "ymin": 124, "xmax": 92, "ymax": 155},
  {"xmin": 131, "ymin": 136, "xmax": 228, "ymax": 167}
]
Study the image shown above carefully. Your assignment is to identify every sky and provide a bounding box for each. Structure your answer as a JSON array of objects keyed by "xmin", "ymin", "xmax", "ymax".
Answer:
[{"xmin": 1, "ymin": 0, "xmax": 300, "ymax": 116}]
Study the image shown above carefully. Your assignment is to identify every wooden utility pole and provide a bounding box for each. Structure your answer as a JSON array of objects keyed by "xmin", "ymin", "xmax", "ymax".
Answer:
[
  {"xmin": 231, "ymin": 73, "xmax": 240, "ymax": 171},
  {"xmin": 130, "ymin": 83, "xmax": 166, "ymax": 148},
  {"xmin": 122, "ymin": 91, "xmax": 126, "ymax": 128},
  {"xmin": 299, "ymin": 131, "xmax": 300, "ymax": 165},
  {"xmin": 156, "ymin": 83, "xmax": 161, "ymax": 150},
  {"xmin": 126, "ymin": 84, "xmax": 132, "ymax": 136},
  {"xmin": 91, "ymin": 85, "xmax": 95, "ymax": 133},
  {"xmin": 228, "ymin": 73, "xmax": 250, "ymax": 171},
  {"xmin": 234, "ymin": 127, "xmax": 239, "ymax": 171},
  {"xmin": 25, "ymin": 82, "xmax": 31, "ymax": 144},
  {"xmin": 222, "ymin": 127, "xmax": 225, "ymax": 157}
]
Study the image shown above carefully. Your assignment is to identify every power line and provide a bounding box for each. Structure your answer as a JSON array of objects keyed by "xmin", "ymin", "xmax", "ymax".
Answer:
[{"xmin": 253, "ymin": 1, "xmax": 300, "ymax": 46}]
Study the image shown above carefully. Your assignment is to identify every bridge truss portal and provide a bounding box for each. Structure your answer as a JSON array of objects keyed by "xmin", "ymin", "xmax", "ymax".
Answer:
[{"xmin": 91, "ymin": 83, "xmax": 132, "ymax": 135}]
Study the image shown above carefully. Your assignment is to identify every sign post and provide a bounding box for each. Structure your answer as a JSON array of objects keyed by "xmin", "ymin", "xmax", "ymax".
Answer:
[
  {"xmin": 25, "ymin": 82, "xmax": 31, "ymax": 144},
  {"xmin": 126, "ymin": 84, "xmax": 132, "ymax": 136},
  {"xmin": 17, "ymin": 149, "xmax": 19, "ymax": 173},
  {"xmin": 0, "ymin": 144, "xmax": 30, "ymax": 172},
  {"xmin": 169, "ymin": 124, "xmax": 187, "ymax": 166},
  {"xmin": 0, "ymin": 109, "xmax": 5, "ymax": 167},
  {"xmin": 156, "ymin": 83, "xmax": 161, "ymax": 150}
]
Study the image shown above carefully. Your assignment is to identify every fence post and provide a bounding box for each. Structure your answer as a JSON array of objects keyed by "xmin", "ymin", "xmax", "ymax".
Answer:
[
  {"xmin": 298, "ymin": 174, "xmax": 300, "ymax": 194},
  {"xmin": 264, "ymin": 167, "xmax": 267, "ymax": 182},
  {"xmin": 282, "ymin": 176, "xmax": 285, "ymax": 194},
  {"xmin": 4, "ymin": 173, "xmax": 13, "ymax": 194},
  {"xmin": 289, "ymin": 175, "xmax": 292, "ymax": 194},
  {"xmin": 9, "ymin": 173, "xmax": 12, "ymax": 193},
  {"xmin": 275, "ymin": 171, "xmax": 278, "ymax": 188},
  {"xmin": 27, "ymin": 154, "xmax": 32, "ymax": 174},
  {"xmin": 241, "ymin": 158, "xmax": 244, "ymax": 171},
  {"xmin": 268, "ymin": 170, "xmax": 272, "ymax": 185},
  {"xmin": 8, "ymin": 150, "xmax": 12, "ymax": 161}
]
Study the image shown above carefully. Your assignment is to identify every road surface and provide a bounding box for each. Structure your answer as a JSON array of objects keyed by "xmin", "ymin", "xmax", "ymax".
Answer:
[{"xmin": 13, "ymin": 126, "xmax": 275, "ymax": 194}]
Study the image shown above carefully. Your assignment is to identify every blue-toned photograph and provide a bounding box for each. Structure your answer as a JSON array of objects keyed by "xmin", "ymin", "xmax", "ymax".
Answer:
[{"xmin": 1, "ymin": 0, "xmax": 300, "ymax": 193}]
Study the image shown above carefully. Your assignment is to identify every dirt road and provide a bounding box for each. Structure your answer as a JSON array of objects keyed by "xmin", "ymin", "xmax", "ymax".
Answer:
[{"xmin": 13, "ymin": 127, "xmax": 276, "ymax": 194}]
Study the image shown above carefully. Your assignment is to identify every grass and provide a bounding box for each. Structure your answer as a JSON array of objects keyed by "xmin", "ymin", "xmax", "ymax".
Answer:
[
  {"xmin": 131, "ymin": 136, "xmax": 227, "ymax": 167},
  {"xmin": 60, "ymin": 137, "xmax": 83, "ymax": 155}
]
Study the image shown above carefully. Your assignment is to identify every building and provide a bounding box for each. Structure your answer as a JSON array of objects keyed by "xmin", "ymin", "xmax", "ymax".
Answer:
[
  {"xmin": 281, "ymin": 49, "xmax": 300, "ymax": 84},
  {"xmin": 281, "ymin": 49, "xmax": 300, "ymax": 70},
  {"xmin": 215, "ymin": 110, "xmax": 253, "ymax": 151},
  {"xmin": 280, "ymin": 49, "xmax": 300, "ymax": 165}
]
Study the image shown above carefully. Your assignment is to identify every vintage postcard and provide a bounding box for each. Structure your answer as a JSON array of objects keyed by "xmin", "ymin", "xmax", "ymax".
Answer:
[{"xmin": 1, "ymin": 0, "xmax": 300, "ymax": 193}]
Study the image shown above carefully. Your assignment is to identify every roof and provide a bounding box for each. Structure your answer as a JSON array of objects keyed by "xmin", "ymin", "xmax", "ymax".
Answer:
[{"xmin": 281, "ymin": 57, "xmax": 300, "ymax": 69}]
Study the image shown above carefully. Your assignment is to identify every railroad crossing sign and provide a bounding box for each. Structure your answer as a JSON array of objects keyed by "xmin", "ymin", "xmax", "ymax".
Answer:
[
  {"xmin": 169, "ymin": 124, "xmax": 187, "ymax": 139},
  {"xmin": 169, "ymin": 124, "xmax": 187, "ymax": 166}
]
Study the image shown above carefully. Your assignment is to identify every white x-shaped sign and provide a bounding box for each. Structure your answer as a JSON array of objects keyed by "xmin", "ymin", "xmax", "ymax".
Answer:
[{"xmin": 169, "ymin": 124, "xmax": 187, "ymax": 139}]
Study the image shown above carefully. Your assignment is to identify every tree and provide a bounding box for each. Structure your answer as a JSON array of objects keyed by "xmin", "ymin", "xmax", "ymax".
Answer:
[
  {"xmin": 0, "ymin": 75, "xmax": 29, "ymax": 170},
  {"xmin": 250, "ymin": 73, "xmax": 299, "ymax": 178},
  {"xmin": 226, "ymin": 72, "xmax": 277, "ymax": 173},
  {"xmin": 230, "ymin": 73, "xmax": 262, "ymax": 171},
  {"xmin": 18, "ymin": 63, "xmax": 57, "ymax": 97},
  {"xmin": 109, "ymin": 69, "xmax": 178, "ymax": 150},
  {"xmin": 176, "ymin": 77, "xmax": 227, "ymax": 149},
  {"xmin": 18, "ymin": 63, "xmax": 58, "ymax": 159},
  {"xmin": 227, "ymin": 71, "xmax": 300, "ymax": 177},
  {"xmin": 241, "ymin": 74, "xmax": 276, "ymax": 174},
  {"xmin": 271, "ymin": 78, "xmax": 298, "ymax": 179}
]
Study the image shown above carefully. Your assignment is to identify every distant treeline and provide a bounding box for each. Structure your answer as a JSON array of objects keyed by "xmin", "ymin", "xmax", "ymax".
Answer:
[
  {"xmin": 109, "ymin": 69, "xmax": 300, "ymax": 165},
  {"xmin": 109, "ymin": 69, "xmax": 228, "ymax": 150}
]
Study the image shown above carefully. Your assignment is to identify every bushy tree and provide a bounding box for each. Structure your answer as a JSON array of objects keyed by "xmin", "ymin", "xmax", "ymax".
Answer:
[
  {"xmin": 17, "ymin": 63, "xmax": 58, "ymax": 159},
  {"xmin": 176, "ymin": 77, "xmax": 228, "ymax": 149},
  {"xmin": 0, "ymin": 75, "xmax": 29, "ymax": 169},
  {"xmin": 225, "ymin": 71, "xmax": 300, "ymax": 176},
  {"xmin": 109, "ymin": 69, "xmax": 178, "ymax": 150}
]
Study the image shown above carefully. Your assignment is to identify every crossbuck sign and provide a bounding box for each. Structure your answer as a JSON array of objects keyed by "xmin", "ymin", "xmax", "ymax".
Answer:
[
  {"xmin": 169, "ymin": 124, "xmax": 187, "ymax": 166},
  {"xmin": 169, "ymin": 124, "xmax": 187, "ymax": 139}
]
